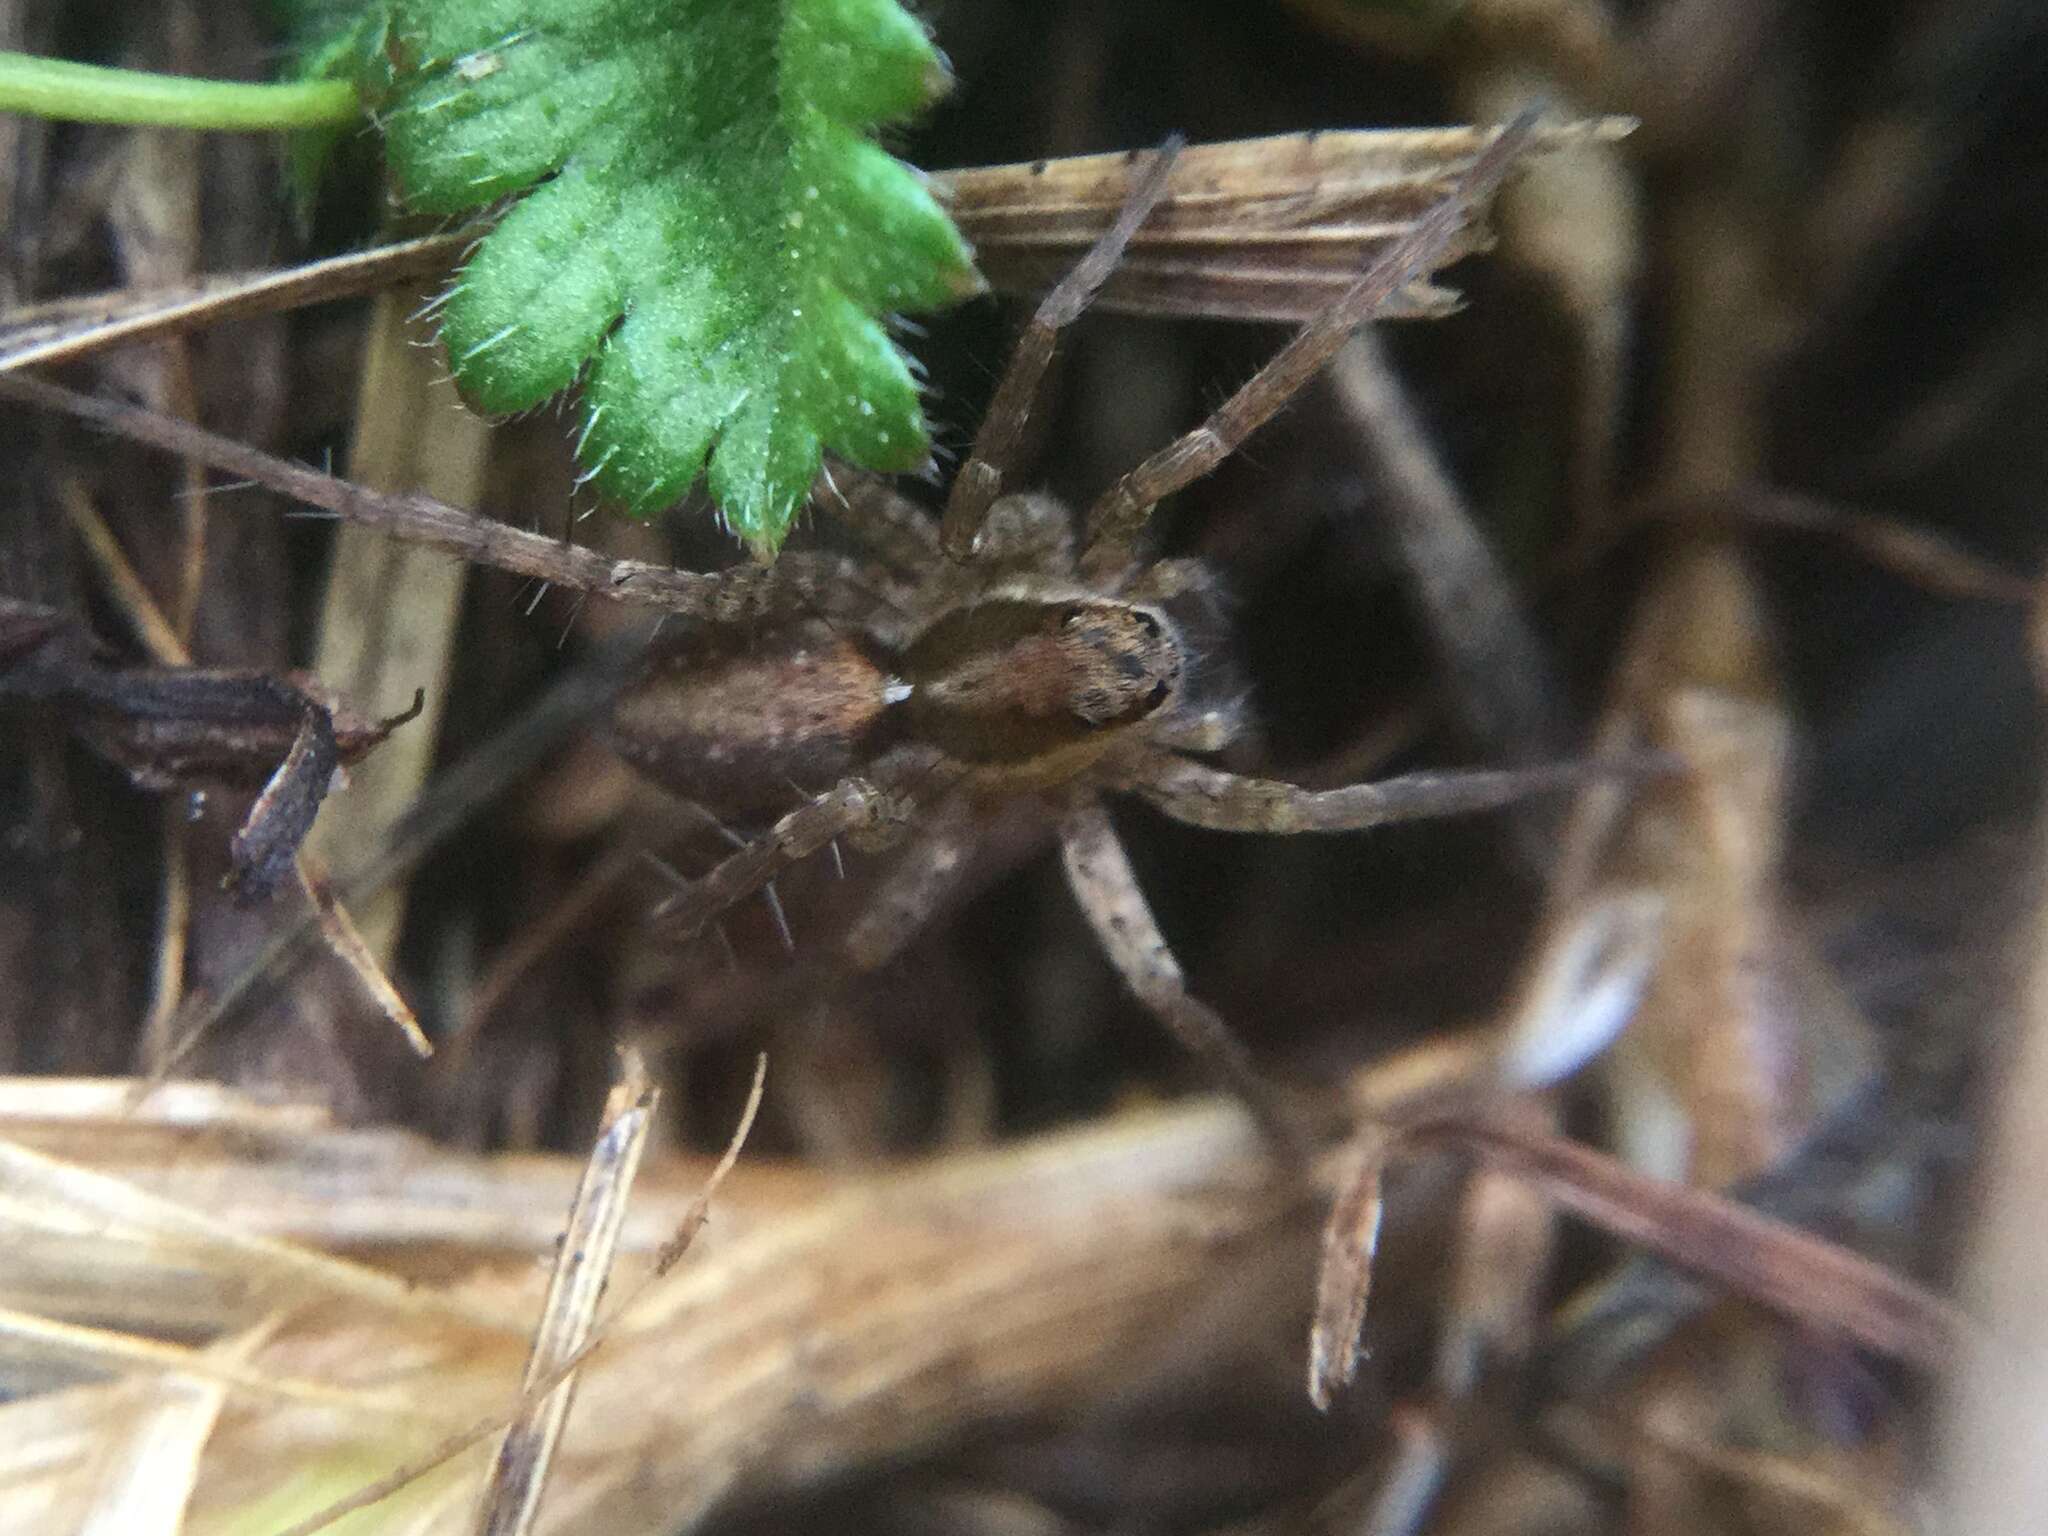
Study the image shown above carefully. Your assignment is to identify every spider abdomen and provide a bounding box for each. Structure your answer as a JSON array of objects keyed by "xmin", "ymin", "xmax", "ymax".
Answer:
[{"xmin": 605, "ymin": 623, "xmax": 892, "ymax": 815}]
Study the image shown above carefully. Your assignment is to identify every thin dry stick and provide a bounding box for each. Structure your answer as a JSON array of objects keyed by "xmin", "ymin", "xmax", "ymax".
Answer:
[
  {"xmin": 0, "ymin": 231, "xmax": 473, "ymax": 374},
  {"xmin": 295, "ymin": 860, "xmax": 433, "ymax": 1058},
  {"xmin": 470, "ymin": 1052, "xmax": 660, "ymax": 1536},
  {"xmin": 273, "ymin": 1056, "xmax": 766, "ymax": 1536},
  {"xmin": 1326, "ymin": 332, "xmax": 1565, "ymax": 770},
  {"xmin": 58, "ymin": 479, "xmax": 197, "ymax": 1062},
  {"xmin": 1309, "ymin": 1111, "xmax": 1962, "ymax": 1408},
  {"xmin": 58, "ymin": 479, "xmax": 188, "ymax": 662},
  {"xmin": 140, "ymin": 813, "xmax": 192, "ymax": 1067},
  {"xmin": 1718, "ymin": 484, "xmax": 2040, "ymax": 605}
]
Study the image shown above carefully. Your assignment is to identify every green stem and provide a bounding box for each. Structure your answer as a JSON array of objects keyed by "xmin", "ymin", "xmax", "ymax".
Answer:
[{"xmin": 0, "ymin": 51, "xmax": 359, "ymax": 131}]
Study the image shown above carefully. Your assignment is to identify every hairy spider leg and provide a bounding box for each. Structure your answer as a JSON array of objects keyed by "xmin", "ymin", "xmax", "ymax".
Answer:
[
  {"xmin": 838, "ymin": 800, "xmax": 983, "ymax": 972},
  {"xmin": 1077, "ymin": 110, "xmax": 1546, "ymax": 584},
  {"xmin": 1057, "ymin": 792, "xmax": 1313, "ymax": 1163},
  {"xmin": 647, "ymin": 749, "xmax": 952, "ymax": 942},
  {"xmin": 939, "ymin": 137, "xmax": 1185, "ymax": 559},
  {"xmin": 0, "ymin": 374, "xmax": 902, "ymax": 636},
  {"xmin": 1110, "ymin": 752, "xmax": 1644, "ymax": 834},
  {"xmin": 819, "ymin": 466, "xmax": 942, "ymax": 575},
  {"xmin": 1053, "ymin": 751, "xmax": 1650, "ymax": 1164}
]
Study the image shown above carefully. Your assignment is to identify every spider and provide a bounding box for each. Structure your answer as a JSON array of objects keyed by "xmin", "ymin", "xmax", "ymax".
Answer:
[
  {"xmin": 594, "ymin": 111, "xmax": 1614, "ymax": 1155},
  {"xmin": 6, "ymin": 110, "xmax": 1609, "ymax": 1156}
]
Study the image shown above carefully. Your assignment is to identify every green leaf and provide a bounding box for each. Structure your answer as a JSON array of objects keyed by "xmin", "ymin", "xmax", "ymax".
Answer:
[{"xmin": 378, "ymin": 0, "xmax": 979, "ymax": 553}]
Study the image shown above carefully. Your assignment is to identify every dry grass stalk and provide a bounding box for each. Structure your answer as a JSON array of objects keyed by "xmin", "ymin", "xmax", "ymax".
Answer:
[
  {"xmin": 1937, "ymin": 635, "xmax": 2048, "ymax": 1531},
  {"xmin": 0, "ymin": 1072, "xmax": 1300, "ymax": 1534},
  {"xmin": 1308, "ymin": 1107, "xmax": 1958, "ymax": 1410},
  {"xmin": 52, "ymin": 475, "xmax": 430, "ymax": 1070},
  {"xmin": 468, "ymin": 1050, "xmax": 657, "ymax": 1536},
  {"xmin": 0, "ymin": 122, "xmax": 1635, "ymax": 382},
  {"xmin": 304, "ymin": 281, "xmax": 491, "ymax": 964}
]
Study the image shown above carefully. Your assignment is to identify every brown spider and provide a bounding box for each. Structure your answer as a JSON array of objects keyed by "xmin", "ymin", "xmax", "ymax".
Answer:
[
  {"xmin": 5, "ymin": 110, "xmax": 1608, "ymax": 1154},
  {"xmin": 595, "ymin": 111, "xmax": 1613, "ymax": 1154}
]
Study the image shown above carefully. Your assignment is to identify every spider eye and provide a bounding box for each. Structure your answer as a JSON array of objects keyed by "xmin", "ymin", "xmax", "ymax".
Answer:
[
  {"xmin": 1144, "ymin": 680, "xmax": 1171, "ymax": 710},
  {"xmin": 1133, "ymin": 611, "xmax": 1162, "ymax": 638},
  {"xmin": 1060, "ymin": 605, "xmax": 1089, "ymax": 628}
]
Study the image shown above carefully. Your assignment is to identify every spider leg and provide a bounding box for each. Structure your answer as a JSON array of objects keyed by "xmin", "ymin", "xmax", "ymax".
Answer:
[
  {"xmin": 840, "ymin": 798, "xmax": 981, "ymax": 972},
  {"xmin": 817, "ymin": 463, "xmax": 940, "ymax": 575},
  {"xmin": 649, "ymin": 756, "xmax": 945, "ymax": 941},
  {"xmin": 1057, "ymin": 793, "xmax": 1311, "ymax": 1163},
  {"xmin": 938, "ymin": 138, "xmax": 1184, "ymax": 560},
  {"xmin": 1111, "ymin": 750, "xmax": 1650, "ymax": 834},
  {"xmin": 1077, "ymin": 109, "xmax": 1544, "ymax": 583},
  {"xmin": 0, "ymin": 373, "xmax": 894, "ymax": 632}
]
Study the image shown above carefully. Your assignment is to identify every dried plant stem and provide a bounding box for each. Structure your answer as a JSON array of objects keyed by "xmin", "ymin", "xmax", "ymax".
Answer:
[
  {"xmin": 1939, "ymin": 800, "xmax": 2048, "ymax": 1531},
  {"xmin": 0, "ymin": 232, "xmax": 473, "ymax": 374},
  {"xmin": 306, "ymin": 281, "xmax": 491, "ymax": 962},
  {"xmin": 55, "ymin": 480, "xmax": 430, "ymax": 1070},
  {"xmin": 1311, "ymin": 1109, "xmax": 1961, "ymax": 1408},
  {"xmin": 470, "ymin": 1054, "xmax": 659, "ymax": 1536},
  {"xmin": 57, "ymin": 481, "xmax": 199, "ymax": 1063}
]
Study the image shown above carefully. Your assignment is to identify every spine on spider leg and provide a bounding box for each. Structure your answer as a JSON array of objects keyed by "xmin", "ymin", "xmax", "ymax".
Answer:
[{"xmin": 648, "ymin": 776, "xmax": 912, "ymax": 942}]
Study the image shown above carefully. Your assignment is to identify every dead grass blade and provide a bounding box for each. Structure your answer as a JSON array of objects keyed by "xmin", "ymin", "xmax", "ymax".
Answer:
[
  {"xmin": 1939, "ymin": 717, "xmax": 2048, "ymax": 1531},
  {"xmin": 1310, "ymin": 1110, "xmax": 1960, "ymax": 1409},
  {"xmin": 296, "ymin": 858, "xmax": 433, "ymax": 1058},
  {"xmin": 469, "ymin": 1052, "xmax": 659, "ymax": 1536},
  {"xmin": 305, "ymin": 282, "xmax": 491, "ymax": 965},
  {"xmin": 0, "ymin": 1071, "xmax": 1282, "ymax": 1534},
  {"xmin": 75, "ymin": 1331, "xmax": 244, "ymax": 1536},
  {"xmin": 937, "ymin": 119, "xmax": 1635, "ymax": 322},
  {"xmin": 273, "ymin": 1056, "xmax": 764, "ymax": 1536},
  {"xmin": 0, "ymin": 231, "xmax": 474, "ymax": 374},
  {"xmin": 0, "ymin": 1136, "xmax": 525, "ymax": 1335},
  {"xmin": 0, "ymin": 124, "xmax": 1634, "ymax": 381},
  {"xmin": 0, "ymin": 1304, "xmax": 418, "ymax": 1419}
]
